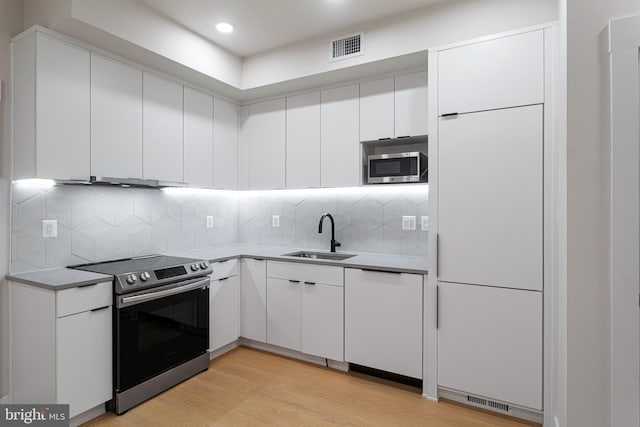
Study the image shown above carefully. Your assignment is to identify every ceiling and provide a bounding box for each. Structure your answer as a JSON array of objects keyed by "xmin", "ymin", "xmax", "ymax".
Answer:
[{"xmin": 137, "ymin": 0, "xmax": 446, "ymax": 57}]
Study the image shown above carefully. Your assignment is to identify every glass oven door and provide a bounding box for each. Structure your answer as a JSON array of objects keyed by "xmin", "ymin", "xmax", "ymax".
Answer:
[{"xmin": 116, "ymin": 282, "xmax": 209, "ymax": 392}]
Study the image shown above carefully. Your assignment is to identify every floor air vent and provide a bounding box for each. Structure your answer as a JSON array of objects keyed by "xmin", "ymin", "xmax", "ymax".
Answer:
[
  {"xmin": 331, "ymin": 33, "xmax": 363, "ymax": 61},
  {"xmin": 466, "ymin": 395, "xmax": 512, "ymax": 415}
]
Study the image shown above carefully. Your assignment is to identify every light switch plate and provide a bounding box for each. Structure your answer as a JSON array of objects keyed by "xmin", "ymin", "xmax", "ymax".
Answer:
[
  {"xmin": 402, "ymin": 216, "xmax": 416, "ymax": 231},
  {"xmin": 272, "ymin": 215, "xmax": 280, "ymax": 228},
  {"xmin": 206, "ymin": 216, "xmax": 214, "ymax": 228},
  {"xmin": 421, "ymin": 216, "xmax": 429, "ymax": 231},
  {"xmin": 42, "ymin": 220, "xmax": 57, "ymax": 238}
]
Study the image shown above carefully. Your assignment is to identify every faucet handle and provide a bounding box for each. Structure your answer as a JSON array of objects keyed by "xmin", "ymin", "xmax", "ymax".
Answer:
[{"xmin": 335, "ymin": 241, "xmax": 341, "ymax": 248}]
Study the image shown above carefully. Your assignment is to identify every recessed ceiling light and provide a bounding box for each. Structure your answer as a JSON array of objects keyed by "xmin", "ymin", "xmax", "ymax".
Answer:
[{"xmin": 216, "ymin": 22, "xmax": 234, "ymax": 33}]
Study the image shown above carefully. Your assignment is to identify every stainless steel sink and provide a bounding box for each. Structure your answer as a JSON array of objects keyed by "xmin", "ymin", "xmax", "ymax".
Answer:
[{"xmin": 283, "ymin": 251, "xmax": 356, "ymax": 261}]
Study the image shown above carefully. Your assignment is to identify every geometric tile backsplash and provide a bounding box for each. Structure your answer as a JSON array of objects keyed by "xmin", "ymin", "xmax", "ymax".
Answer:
[{"xmin": 10, "ymin": 183, "xmax": 427, "ymax": 273}]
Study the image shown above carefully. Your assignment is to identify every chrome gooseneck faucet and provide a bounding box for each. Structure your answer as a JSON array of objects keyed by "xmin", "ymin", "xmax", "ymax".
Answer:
[{"xmin": 318, "ymin": 213, "xmax": 341, "ymax": 253}]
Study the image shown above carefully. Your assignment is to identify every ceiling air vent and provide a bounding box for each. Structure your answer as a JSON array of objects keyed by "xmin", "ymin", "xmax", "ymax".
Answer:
[{"xmin": 330, "ymin": 32, "xmax": 363, "ymax": 62}]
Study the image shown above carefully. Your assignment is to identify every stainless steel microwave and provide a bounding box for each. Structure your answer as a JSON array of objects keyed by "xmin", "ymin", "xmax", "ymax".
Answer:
[{"xmin": 367, "ymin": 152, "xmax": 428, "ymax": 184}]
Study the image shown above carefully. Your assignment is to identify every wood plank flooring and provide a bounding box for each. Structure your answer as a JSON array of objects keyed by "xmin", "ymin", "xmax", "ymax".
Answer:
[{"xmin": 84, "ymin": 347, "xmax": 539, "ymax": 427}]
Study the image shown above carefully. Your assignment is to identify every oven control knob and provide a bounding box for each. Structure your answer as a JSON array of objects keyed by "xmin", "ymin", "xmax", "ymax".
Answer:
[
  {"xmin": 190, "ymin": 264, "xmax": 199, "ymax": 272},
  {"xmin": 199, "ymin": 262, "xmax": 209, "ymax": 270},
  {"xmin": 126, "ymin": 274, "xmax": 137, "ymax": 285},
  {"xmin": 140, "ymin": 272, "xmax": 150, "ymax": 281}
]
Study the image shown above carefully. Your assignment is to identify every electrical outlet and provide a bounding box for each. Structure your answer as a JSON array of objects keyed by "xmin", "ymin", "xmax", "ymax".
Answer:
[
  {"xmin": 272, "ymin": 215, "xmax": 280, "ymax": 228},
  {"xmin": 421, "ymin": 216, "xmax": 429, "ymax": 231},
  {"xmin": 42, "ymin": 220, "xmax": 57, "ymax": 238},
  {"xmin": 402, "ymin": 216, "xmax": 416, "ymax": 231},
  {"xmin": 206, "ymin": 216, "xmax": 214, "ymax": 229}
]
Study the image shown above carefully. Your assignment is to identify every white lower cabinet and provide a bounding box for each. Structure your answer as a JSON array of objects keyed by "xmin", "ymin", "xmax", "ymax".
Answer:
[
  {"xmin": 240, "ymin": 258, "xmax": 267, "ymax": 342},
  {"xmin": 437, "ymin": 282, "xmax": 543, "ymax": 410},
  {"xmin": 344, "ymin": 268, "xmax": 423, "ymax": 379},
  {"xmin": 210, "ymin": 259, "xmax": 240, "ymax": 351},
  {"xmin": 10, "ymin": 281, "xmax": 112, "ymax": 418},
  {"xmin": 266, "ymin": 261, "xmax": 344, "ymax": 361}
]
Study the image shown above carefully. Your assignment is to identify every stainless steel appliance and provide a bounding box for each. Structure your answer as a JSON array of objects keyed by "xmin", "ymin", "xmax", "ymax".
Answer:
[
  {"xmin": 70, "ymin": 255, "xmax": 212, "ymax": 414},
  {"xmin": 367, "ymin": 151, "xmax": 428, "ymax": 184}
]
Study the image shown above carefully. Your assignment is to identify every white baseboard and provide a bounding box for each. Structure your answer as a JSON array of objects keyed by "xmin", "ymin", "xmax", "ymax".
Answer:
[
  {"xmin": 209, "ymin": 341, "xmax": 241, "ymax": 360},
  {"xmin": 0, "ymin": 395, "xmax": 9, "ymax": 404},
  {"xmin": 422, "ymin": 393, "xmax": 438, "ymax": 402},
  {"xmin": 69, "ymin": 404, "xmax": 105, "ymax": 427},
  {"xmin": 239, "ymin": 339, "xmax": 349, "ymax": 372}
]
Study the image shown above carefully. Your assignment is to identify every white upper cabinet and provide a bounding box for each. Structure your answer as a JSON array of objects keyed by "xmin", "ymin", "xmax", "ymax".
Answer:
[
  {"xmin": 213, "ymin": 98, "xmax": 239, "ymax": 190},
  {"xmin": 395, "ymin": 71, "xmax": 428, "ymax": 137},
  {"xmin": 13, "ymin": 32, "xmax": 90, "ymax": 180},
  {"xmin": 91, "ymin": 53, "xmax": 142, "ymax": 179},
  {"xmin": 142, "ymin": 72, "xmax": 184, "ymax": 182},
  {"xmin": 321, "ymin": 85, "xmax": 360, "ymax": 188},
  {"xmin": 237, "ymin": 105, "xmax": 251, "ymax": 191},
  {"xmin": 438, "ymin": 282, "xmax": 543, "ymax": 410},
  {"xmin": 438, "ymin": 30, "xmax": 544, "ymax": 115},
  {"xmin": 286, "ymin": 92, "xmax": 321, "ymax": 189},
  {"xmin": 360, "ymin": 77, "xmax": 395, "ymax": 141},
  {"xmin": 183, "ymin": 86, "xmax": 214, "ymax": 188},
  {"xmin": 438, "ymin": 105, "xmax": 543, "ymax": 291},
  {"xmin": 245, "ymin": 98, "xmax": 286, "ymax": 190}
]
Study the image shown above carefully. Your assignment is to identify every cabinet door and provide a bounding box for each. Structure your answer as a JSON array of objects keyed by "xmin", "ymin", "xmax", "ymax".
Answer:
[
  {"xmin": 360, "ymin": 77, "xmax": 394, "ymax": 141},
  {"xmin": 321, "ymin": 85, "xmax": 360, "ymax": 188},
  {"xmin": 249, "ymin": 99, "xmax": 286, "ymax": 190},
  {"xmin": 210, "ymin": 275, "xmax": 240, "ymax": 351},
  {"xmin": 286, "ymin": 92, "xmax": 321, "ymax": 188},
  {"xmin": 36, "ymin": 34, "xmax": 90, "ymax": 180},
  {"xmin": 237, "ymin": 105, "xmax": 251, "ymax": 190},
  {"xmin": 213, "ymin": 98, "xmax": 239, "ymax": 190},
  {"xmin": 438, "ymin": 105, "xmax": 543, "ymax": 291},
  {"xmin": 302, "ymin": 283, "xmax": 343, "ymax": 361},
  {"xmin": 143, "ymin": 72, "xmax": 184, "ymax": 182},
  {"xmin": 438, "ymin": 282, "xmax": 542, "ymax": 410},
  {"xmin": 240, "ymin": 259, "xmax": 267, "ymax": 342},
  {"xmin": 266, "ymin": 278, "xmax": 302, "ymax": 351},
  {"xmin": 91, "ymin": 54, "xmax": 143, "ymax": 179},
  {"xmin": 395, "ymin": 72, "xmax": 428, "ymax": 137},
  {"xmin": 56, "ymin": 306, "xmax": 112, "ymax": 417},
  {"xmin": 438, "ymin": 30, "xmax": 544, "ymax": 115},
  {"xmin": 344, "ymin": 268, "xmax": 422, "ymax": 379},
  {"xmin": 184, "ymin": 87, "xmax": 214, "ymax": 187}
]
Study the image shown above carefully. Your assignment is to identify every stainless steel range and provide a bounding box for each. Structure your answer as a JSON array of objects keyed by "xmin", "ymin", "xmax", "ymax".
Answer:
[{"xmin": 70, "ymin": 255, "xmax": 212, "ymax": 414}]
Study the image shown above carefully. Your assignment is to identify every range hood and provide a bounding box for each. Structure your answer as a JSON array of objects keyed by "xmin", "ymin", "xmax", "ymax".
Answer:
[{"xmin": 90, "ymin": 176, "xmax": 187, "ymax": 188}]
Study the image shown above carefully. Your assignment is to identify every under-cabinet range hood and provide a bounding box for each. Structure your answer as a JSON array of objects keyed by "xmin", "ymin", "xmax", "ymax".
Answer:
[{"xmin": 90, "ymin": 176, "xmax": 187, "ymax": 188}]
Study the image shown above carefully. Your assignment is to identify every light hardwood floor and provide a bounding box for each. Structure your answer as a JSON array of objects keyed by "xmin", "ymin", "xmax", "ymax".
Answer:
[{"xmin": 84, "ymin": 347, "xmax": 539, "ymax": 427}]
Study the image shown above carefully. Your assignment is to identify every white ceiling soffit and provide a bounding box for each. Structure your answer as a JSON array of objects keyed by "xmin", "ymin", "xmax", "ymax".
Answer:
[{"xmin": 137, "ymin": 0, "xmax": 446, "ymax": 57}]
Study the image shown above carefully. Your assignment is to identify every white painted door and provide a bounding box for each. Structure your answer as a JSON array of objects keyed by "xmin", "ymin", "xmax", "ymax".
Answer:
[
  {"xmin": 210, "ymin": 275, "xmax": 240, "ymax": 351},
  {"xmin": 438, "ymin": 30, "xmax": 544, "ymax": 115},
  {"xmin": 143, "ymin": 72, "xmax": 184, "ymax": 182},
  {"xmin": 395, "ymin": 71, "xmax": 428, "ymax": 137},
  {"xmin": 90, "ymin": 53, "xmax": 142, "ymax": 179},
  {"xmin": 266, "ymin": 278, "xmax": 302, "ymax": 351},
  {"xmin": 240, "ymin": 259, "xmax": 267, "ymax": 342},
  {"xmin": 360, "ymin": 77, "xmax": 394, "ymax": 141},
  {"xmin": 437, "ymin": 282, "xmax": 542, "ymax": 410},
  {"xmin": 56, "ymin": 306, "xmax": 112, "ymax": 417},
  {"xmin": 302, "ymin": 282, "xmax": 344, "ymax": 361},
  {"xmin": 321, "ymin": 85, "xmax": 360, "ymax": 188},
  {"xmin": 36, "ymin": 34, "xmax": 90, "ymax": 180},
  {"xmin": 249, "ymin": 98, "xmax": 286, "ymax": 190},
  {"xmin": 286, "ymin": 92, "xmax": 321, "ymax": 188},
  {"xmin": 344, "ymin": 268, "xmax": 423, "ymax": 379},
  {"xmin": 184, "ymin": 86, "xmax": 214, "ymax": 187},
  {"xmin": 213, "ymin": 98, "xmax": 239, "ymax": 190},
  {"xmin": 438, "ymin": 105, "xmax": 543, "ymax": 291}
]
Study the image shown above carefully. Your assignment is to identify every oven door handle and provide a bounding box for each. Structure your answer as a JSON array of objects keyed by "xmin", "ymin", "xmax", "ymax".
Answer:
[{"xmin": 119, "ymin": 278, "xmax": 210, "ymax": 308}]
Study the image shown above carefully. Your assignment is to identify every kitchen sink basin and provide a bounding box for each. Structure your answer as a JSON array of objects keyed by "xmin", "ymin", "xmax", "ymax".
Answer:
[{"xmin": 283, "ymin": 251, "xmax": 356, "ymax": 261}]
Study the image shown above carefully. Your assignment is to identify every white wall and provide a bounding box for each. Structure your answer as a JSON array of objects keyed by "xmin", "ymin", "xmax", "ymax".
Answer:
[
  {"xmin": 0, "ymin": 0, "xmax": 24, "ymax": 399},
  {"xmin": 242, "ymin": 0, "xmax": 558, "ymax": 90},
  {"xmin": 565, "ymin": 1, "xmax": 640, "ymax": 426}
]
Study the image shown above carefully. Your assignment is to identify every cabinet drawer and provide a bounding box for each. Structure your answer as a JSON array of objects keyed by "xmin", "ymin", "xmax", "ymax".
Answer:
[
  {"xmin": 211, "ymin": 258, "xmax": 239, "ymax": 281},
  {"xmin": 267, "ymin": 261, "xmax": 343, "ymax": 286},
  {"xmin": 56, "ymin": 281, "xmax": 112, "ymax": 317}
]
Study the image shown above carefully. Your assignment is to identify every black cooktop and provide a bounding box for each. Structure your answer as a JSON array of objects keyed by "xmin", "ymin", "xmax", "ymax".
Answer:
[{"xmin": 70, "ymin": 255, "xmax": 204, "ymax": 275}]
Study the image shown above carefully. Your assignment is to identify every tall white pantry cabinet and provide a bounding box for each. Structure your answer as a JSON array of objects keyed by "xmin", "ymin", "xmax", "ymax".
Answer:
[{"xmin": 428, "ymin": 26, "xmax": 553, "ymax": 421}]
